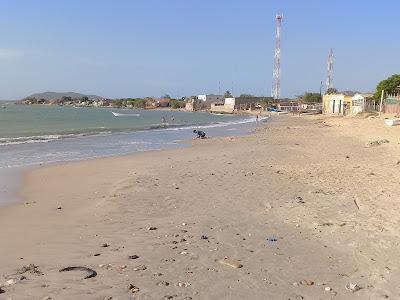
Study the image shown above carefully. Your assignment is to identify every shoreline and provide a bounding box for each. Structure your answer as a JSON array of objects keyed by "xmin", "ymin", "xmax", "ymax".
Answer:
[
  {"xmin": 1, "ymin": 115, "xmax": 400, "ymax": 299},
  {"xmin": 0, "ymin": 116, "xmax": 263, "ymax": 206}
]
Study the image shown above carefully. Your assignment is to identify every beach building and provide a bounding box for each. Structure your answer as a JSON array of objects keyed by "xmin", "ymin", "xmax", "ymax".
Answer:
[
  {"xmin": 323, "ymin": 92, "xmax": 375, "ymax": 115},
  {"xmin": 210, "ymin": 97, "xmax": 235, "ymax": 113},
  {"xmin": 323, "ymin": 93, "xmax": 352, "ymax": 115},
  {"xmin": 197, "ymin": 94, "xmax": 224, "ymax": 103},
  {"xmin": 185, "ymin": 97, "xmax": 200, "ymax": 111},
  {"xmin": 277, "ymin": 100, "xmax": 299, "ymax": 112},
  {"xmin": 196, "ymin": 94, "xmax": 225, "ymax": 109},
  {"xmin": 156, "ymin": 98, "xmax": 171, "ymax": 107},
  {"xmin": 351, "ymin": 93, "xmax": 374, "ymax": 114},
  {"xmin": 210, "ymin": 97, "xmax": 263, "ymax": 114}
]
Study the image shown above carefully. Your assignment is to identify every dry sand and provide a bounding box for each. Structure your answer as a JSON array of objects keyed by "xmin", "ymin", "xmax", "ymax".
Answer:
[{"xmin": 1, "ymin": 115, "xmax": 400, "ymax": 299}]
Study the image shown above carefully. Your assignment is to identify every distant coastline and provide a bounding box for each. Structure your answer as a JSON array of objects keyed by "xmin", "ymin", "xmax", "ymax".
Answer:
[{"xmin": 16, "ymin": 92, "xmax": 265, "ymax": 115}]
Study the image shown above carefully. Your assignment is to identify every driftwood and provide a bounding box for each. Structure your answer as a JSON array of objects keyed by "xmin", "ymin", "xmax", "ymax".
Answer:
[
  {"xmin": 59, "ymin": 266, "xmax": 97, "ymax": 279},
  {"xmin": 353, "ymin": 199, "xmax": 360, "ymax": 210}
]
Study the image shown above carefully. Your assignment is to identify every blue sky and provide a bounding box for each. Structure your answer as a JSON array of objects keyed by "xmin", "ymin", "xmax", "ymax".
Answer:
[{"xmin": 0, "ymin": 0, "xmax": 399, "ymax": 99}]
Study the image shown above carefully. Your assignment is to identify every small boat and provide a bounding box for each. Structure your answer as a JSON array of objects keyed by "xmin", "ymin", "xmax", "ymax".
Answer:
[
  {"xmin": 385, "ymin": 118, "xmax": 400, "ymax": 126},
  {"xmin": 111, "ymin": 111, "xmax": 140, "ymax": 117}
]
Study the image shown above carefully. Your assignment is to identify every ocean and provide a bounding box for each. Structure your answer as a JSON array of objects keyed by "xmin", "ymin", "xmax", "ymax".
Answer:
[{"xmin": 0, "ymin": 103, "xmax": 262, "ymax": 203}]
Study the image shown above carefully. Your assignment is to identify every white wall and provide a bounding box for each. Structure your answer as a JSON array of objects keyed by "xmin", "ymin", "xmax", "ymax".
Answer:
[
  {"xmin": 224, "ymin": 97, "xmax": 235, "ymax": 108},
  {"xmin": 325, "ymin": 94, "xmax": 345, "ymax": 114},
  {"xmin": 197, "ymin": 95, "xmax": 207, "ymax": 102},
  {"xmin": 351, "ymin": 94, "xmax": 365, "ymax": 114},
  {"xmin": 197, "ymin": 95, "xmax": 224, "ymax": 102}
]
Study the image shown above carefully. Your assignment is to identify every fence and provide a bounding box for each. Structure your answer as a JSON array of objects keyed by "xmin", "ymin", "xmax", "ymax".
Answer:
[{"xmin": 384, "ymin": 98, "xmax": 400, "ymax": 114}]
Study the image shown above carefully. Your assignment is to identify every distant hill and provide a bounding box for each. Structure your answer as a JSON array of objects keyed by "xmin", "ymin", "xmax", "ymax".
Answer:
[{"xmin": 22, "ymin": 92, "xmax": 105, "ymax": 100}]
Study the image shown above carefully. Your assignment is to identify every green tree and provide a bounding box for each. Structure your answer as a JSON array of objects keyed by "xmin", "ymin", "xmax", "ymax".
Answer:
[
  {"xmin": 239, "ymin": 94, "xmax": 254, "ymax": 98},
  {"xmin": 375, "ymin": 74, "xmax": 400, "ymax": 100},
  {"xmin": 134, "ymin": 99, "xmax": 146, "ymax": 108},
  {"xmin": 169, "ymin": 99, "xmax": 178, "ymax": 109},
  {"xmin": 326, "ymin": 88, "xmax": 338, "ymax": 95},
  {"xmin": 302, "ymin": 92, "xmax": 322, "ymax": 103},
  {"xmin": 170, "ymin": 99, "xmax": 185, "ymax": 109},
  {"xmin": 224, "ymin": 90, "xmax": 232, "ymax": 98},
  {"xmin": 162, "ymin": 94, "xmax": 171, "ymax": 99},
  {"xmin": 112, "ymin": 99, "xmax": 124, "ymax": 107},
  {"xmin": 61, "ymin": 96, "xmax": 72, "ymax": 103}
]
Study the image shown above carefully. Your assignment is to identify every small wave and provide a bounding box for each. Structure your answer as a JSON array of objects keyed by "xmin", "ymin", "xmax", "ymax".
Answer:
[
  {"xmin": 0, "ymin": 116, "xmax": 267, "ymax": 147},
  {"xmin": 150, "ymin": 115, "xmax": 267, "ymax": 132},
  {"xmin": 0, "ymin": 131, "xmax": 113, "ymax": 147}
]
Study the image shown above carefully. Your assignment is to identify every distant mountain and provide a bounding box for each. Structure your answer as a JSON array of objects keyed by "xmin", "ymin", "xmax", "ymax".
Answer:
[{"xmin": 22, "ymin": 91, "xmax": 105, "ymax": 100}]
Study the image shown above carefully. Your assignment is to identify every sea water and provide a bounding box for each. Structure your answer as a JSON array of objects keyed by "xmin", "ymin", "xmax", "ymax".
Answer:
[{"xmin": 0, "ymin": 103, "xmax": 262, "ymax": 204}]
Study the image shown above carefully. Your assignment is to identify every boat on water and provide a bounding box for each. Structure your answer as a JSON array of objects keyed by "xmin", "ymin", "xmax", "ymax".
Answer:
[{"xmin": 111, "ymin": 111, "xmax": 140, "ymax": 117}]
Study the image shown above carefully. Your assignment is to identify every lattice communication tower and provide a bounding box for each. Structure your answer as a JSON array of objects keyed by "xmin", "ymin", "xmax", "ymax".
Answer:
[{"xmin": 272, "ymin": 14, "xmax": 283, "ymax": 100}]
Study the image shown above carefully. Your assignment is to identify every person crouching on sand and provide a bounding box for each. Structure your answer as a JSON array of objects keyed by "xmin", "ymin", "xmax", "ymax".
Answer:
[{"xmin": 193, "ymin": 129, "xmax": 207, "ymax": 139}]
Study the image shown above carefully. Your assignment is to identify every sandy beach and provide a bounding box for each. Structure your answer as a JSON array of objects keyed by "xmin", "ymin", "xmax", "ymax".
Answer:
[{"xmin": 1, "ymin": 115, "xmax": 400, "ymax": 299}]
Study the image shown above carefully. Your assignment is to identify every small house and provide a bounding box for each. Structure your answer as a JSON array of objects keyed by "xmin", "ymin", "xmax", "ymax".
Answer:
[{"xmin": 323, "ymin": 93, "xmax": 352, "ymax": 115}]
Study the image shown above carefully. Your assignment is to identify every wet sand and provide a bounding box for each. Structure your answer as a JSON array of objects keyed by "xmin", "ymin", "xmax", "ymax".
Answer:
[{"xmin": 1, "ymin": 115, "xmax": 400, "ymax": 299}]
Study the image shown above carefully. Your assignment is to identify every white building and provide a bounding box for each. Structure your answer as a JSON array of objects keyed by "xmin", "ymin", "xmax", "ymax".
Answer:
[
  {"xmin": 197, "ymin": 94, "xmax": 224, "ymax": 103},
  {"xmin": 351, "ymin": 93, "xmax": 374, "ymax": 114}
]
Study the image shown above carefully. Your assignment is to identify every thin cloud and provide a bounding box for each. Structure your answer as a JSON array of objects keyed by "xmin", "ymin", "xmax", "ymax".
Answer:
[{"xmin": 0, "ymin": 48, "xmax": 23, "ymax": 59}]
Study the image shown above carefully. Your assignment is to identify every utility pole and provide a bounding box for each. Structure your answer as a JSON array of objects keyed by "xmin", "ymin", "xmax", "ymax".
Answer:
[
  {"xmin": 379, "ymin": 89, "xmax": 385, "ymax": 117},
  {"xmin": 319, "ymin": 81, "xmax": 323, "ymax": 97},
  {"xmin": 272, "ymin": 14, "xmax": 283, "ymax": 101}
]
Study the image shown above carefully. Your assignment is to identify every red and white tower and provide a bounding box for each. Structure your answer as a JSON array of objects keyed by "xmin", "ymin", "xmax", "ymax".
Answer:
[
  {"xmin": 272, "ymin": 14, "xmax": 283, "ymax": 100},
  {"xmin": 326, "ymin": 48, "xmax": 334, "ymax": 91}
]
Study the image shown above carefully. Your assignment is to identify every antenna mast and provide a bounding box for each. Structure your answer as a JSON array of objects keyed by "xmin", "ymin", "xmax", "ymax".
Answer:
[
  {"xmin": 326, "ymin": 48, "xmax": 334, "ymax": 92},
  {"xmin": 272, "ymin": 13, "xmax": 283, "ymax": 100}
]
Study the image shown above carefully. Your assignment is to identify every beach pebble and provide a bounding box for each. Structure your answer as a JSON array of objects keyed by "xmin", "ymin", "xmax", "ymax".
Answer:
[
  {"xmin": 133, "ymin": 265, "xmax": 147, "ymax": 271},
  {"xmin": 0, "ymin": 287, "xmax": 5, "ymax": 294},
  {"xmin": 57, "ymin": 206, "xmax": 62, "ymax": 210},
  {"xmin": 101, "ymin": 243, "xmax": 110, "ymax": 248},
  {"xmin": 345, "ymin": 282, "xmax": 362, "ymax": 292},
  {"xmin": 265, "ymin": 202, "xmax": 273, "ymax": 210},
  {"xmin": 128, "ymin": 255, "xmax": 139, "ymax": 259},
  {"xmin": 157, "ymin": 281, "xmax": 170, "ymax": 287},
  {"xmin": 300, "ymin": 279, "xmax": 314, "ymax": 286},
  {"xmin": 41, "ymin": 296, "xmax": 51, "ymax": 300},
  {"xmin": 177, "ymin": 282, "xmax": 191, "ymax": 287},
  {"xmin": 4, "ymin": 279, "xmax": 18, "ymax": 286},
  {"xmin": 200, "ymin": 235, "xmax": 208, "ymax": 240},
  {"xmin": 217, "ymin": 258, "xmax": 243, "ymax": 269},
  {"xmin": 128, "ymin": 284, "xmax": 140, "ymax": 293},
  {"xmin": 325, "ymin": 286, "xmax": 332, "ymax": 291},
  {"xmin": 148, "ymin": 226, "xmax": 157, "ymax": 231},
  {"xmin": 98, "ymin": 264, "xmax": 113, "ymax": 270}
]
